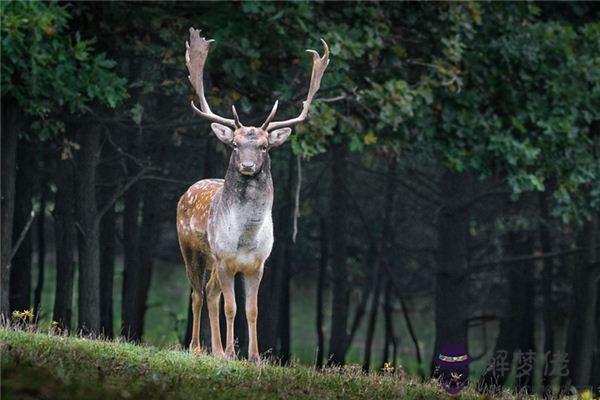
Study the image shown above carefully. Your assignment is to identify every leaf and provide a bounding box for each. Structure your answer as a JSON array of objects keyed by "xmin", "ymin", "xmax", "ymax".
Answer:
[
  {"xmin": 131, "ymin": 103, "xmax": 144, "ymax": 126},
  {"xmin": 363, "ymin": 131, "xmax": 377, "ymax": 145}
]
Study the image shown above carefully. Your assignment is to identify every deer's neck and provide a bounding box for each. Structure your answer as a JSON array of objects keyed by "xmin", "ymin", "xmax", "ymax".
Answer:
[{"xmin": 219, "ymin": 155, "xmax": 273, "ymax": 220}]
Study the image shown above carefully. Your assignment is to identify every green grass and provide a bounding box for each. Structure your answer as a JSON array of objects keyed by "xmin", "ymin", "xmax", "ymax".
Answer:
[{"xmin": 1, "ymin": 328, "xmax": 519, "ymax": 400}]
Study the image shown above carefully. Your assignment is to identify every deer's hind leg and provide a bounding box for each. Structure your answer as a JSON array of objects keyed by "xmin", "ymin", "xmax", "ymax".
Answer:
[{"xmin": 181, "ymin": 246, "xmax": 206, "ymax": 355}]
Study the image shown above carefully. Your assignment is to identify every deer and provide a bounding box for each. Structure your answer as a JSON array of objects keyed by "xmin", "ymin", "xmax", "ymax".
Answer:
[{"xmin": 177, "ymin": 28, "xmax": 329, "ymax": 362}]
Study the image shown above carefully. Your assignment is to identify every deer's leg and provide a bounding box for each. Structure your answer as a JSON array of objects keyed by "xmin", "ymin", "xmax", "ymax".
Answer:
[
  {"xmin": 216, "ymin": 267, "xmax": 237, "ymax": 358},
  {"xmin": 190, "ymin": 288, "xmax": 204, "ymax": 354},
  {"xmin": 244, "ymin": 266, "xmax": 264, "ymax": 363},
  {"xmin": 205, "ymin": 269, "xmax": 224, "ymax": 357},
  {"xmin": 181, "ymin": 248, "xmax": 206, "ymax": 354}
]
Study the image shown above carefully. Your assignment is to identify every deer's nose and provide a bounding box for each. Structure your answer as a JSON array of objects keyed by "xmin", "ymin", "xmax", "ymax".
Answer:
[{"xmin": 241, "ymin": 162, "xmax": 255, "ymax": 171}]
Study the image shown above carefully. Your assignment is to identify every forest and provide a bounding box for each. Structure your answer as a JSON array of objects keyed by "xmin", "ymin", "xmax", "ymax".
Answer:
[{"xmin": 1, "ymin": 1, "xmax": 599, "ymax": 398}]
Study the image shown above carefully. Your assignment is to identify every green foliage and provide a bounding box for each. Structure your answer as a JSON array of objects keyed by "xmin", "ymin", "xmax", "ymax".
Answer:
[
  {"xmin": 1, "ymin": 1, "xmax": 128, "ymax": 138},
  {"xmin": 3, "ymin": 1, "xmax": 596, "ymax": 220},
  {"xmin": 361, "ymin": 3, "xmax": 600, "ymax": 222}
]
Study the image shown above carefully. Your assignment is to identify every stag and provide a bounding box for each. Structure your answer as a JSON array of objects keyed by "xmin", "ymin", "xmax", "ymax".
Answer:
[{"xmin": 177, "ymin": 28, "xmax": 329, "ymax": 361}]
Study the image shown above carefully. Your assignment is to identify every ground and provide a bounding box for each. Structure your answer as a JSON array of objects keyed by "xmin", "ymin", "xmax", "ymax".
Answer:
[{"xmin": 1, "ymin": 328, "xmax": 522, "ymax": 400}]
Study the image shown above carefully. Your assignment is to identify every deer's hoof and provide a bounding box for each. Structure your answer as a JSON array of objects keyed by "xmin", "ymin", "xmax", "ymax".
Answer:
[
  {"xmin": 224, "ymin": 350, "xmax": 237, "ymax": 360},
  {"xmin": 248, "ymin": 354, "xmax": 261, "ymax": 364},
  {"xmin": 212, "ymin": 349, "xmax": 226, "ymax": 358},
  {"xmin": 190, "ymin": 346, "xmax": 203, "ymax": 356}
]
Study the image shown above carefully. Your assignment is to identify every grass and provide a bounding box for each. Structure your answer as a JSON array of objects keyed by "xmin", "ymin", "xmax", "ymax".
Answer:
[{"xmin": 1, "ymin": 328, "xmax": 524, "ymax": 400}]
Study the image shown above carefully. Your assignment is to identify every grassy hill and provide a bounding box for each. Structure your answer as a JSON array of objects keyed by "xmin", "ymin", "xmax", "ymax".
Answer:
[{"xmin": 1, "ymin": 328, "xmax": 510, "ymax": 400}]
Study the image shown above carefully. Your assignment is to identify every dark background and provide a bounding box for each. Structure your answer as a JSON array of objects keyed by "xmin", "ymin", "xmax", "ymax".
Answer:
[{"xmin": 1, "ymin": 2, "xmax": 599, "ymax": 396}]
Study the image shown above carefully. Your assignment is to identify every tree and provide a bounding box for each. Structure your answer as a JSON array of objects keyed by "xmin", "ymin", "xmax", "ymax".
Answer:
[{"xmin": 1, "ymin": 1, "xmax": 127, "ymax": 329}]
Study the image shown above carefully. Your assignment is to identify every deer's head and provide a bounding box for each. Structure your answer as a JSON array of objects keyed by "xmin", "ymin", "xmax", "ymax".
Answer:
[{"xmin": 185, "ymin": 28, "xmax": 329, "ymax": 176}]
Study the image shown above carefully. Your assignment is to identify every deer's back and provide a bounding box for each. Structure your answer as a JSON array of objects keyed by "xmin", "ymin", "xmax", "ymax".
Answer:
[{"xmin": 177, "ymin": 179, "xmax": 224, "ymax": 256}]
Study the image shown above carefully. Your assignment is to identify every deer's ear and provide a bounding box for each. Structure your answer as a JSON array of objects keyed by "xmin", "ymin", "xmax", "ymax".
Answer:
[
  {"xmin": 211, "ymin": 123, "xmax": 234, "ymax": 145},
  {"xmin": 268, "ymin": 128, "xmax": 292, "ymax": 148}
]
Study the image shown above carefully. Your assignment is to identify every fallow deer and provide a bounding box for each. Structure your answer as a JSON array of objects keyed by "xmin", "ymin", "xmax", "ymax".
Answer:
[{"xmin": 177, "ymin": 28, "xmax": 329, "ymax": 362}]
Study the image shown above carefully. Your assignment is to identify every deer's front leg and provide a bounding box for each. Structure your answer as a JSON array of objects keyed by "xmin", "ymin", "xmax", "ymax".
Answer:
[
  {"xmin": 216, "ymin": 267, "xmax": 236, "ymax": 358},
  {"xmin": 244, "ymin": 266, "xmax": 264, "ymax": 363},
  {"xmin": 205, "ymin": 271, "xmax": 224, "ymax": 357}
]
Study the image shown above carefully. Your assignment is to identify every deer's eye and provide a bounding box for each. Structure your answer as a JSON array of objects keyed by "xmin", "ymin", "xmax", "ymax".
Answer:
[
  {"xmin": 233, "ymin": 143, "xmax": 238, "ymax": 150},
  {"xmin": 261, "ymin": 145, "xmax": 268, "ymax": 152}
]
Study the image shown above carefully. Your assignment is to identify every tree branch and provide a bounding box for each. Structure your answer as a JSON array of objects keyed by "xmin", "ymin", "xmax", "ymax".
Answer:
[
  {"xmin": 8, "ymin": 211, "xmax": 37, "ymax": 264},
  {"xmin": 96, "ymin": 167, "xmax": 150, "ymax": 222}
]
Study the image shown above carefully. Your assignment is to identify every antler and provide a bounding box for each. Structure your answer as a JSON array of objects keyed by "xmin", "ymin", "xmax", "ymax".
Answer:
[
  {"xmin": 186, "ymin": 27, "xmax": 239, "ymax": 128},
  {"xmin": 263, "ymin": 39, "xmax": 330, "ymax": 131}
]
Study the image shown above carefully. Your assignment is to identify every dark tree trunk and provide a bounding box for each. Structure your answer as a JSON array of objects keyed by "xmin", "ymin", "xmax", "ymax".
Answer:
[
  {"xmin": 398, "ymin": 295, "xmax": 423, "ymax": 377},
  {"xmin": 515, "ymin": 235, "xmax": 536, "ymax": 394},
  {"xmin": 363, "ymin": 158, "xmax": 397, "ymax": 372},
  {"xmin": 9, "ymin": 139, "xmax": 34, "ymax": 313},
  {"xmin": 258, "ymin": 252, "xmax": 282, "ymax": 355},
  {"xmin": 315, "ymin": 217, "xmax": 328, "ymax": 369},
  {"xmin": 539, "ymin": 191, "xmax": 555, "ymax": 397},
  {"xmin": 346, "ymin": 243, "xmax": 377, "ymax": 351},
  {"xmin": 381, "ymin": 278, "xmax": 398, "ymax": 370},
  {"xmin": 98, "ymin": 143, "xmax": 116, "ymax": 338},
  {"xmin": 433, "ymin": 170, "xmax": 470, "ymax": 375},
  {"xmin": 99, "ymin": 202, "xmax": 115, "ymax": 338},
  {"xmin": 234, "ymin": 274, "xmax": 248, "ymax": 356},
  {"xmin": 75, "ymin": 127, "xmax": 102, "ymax": 334},
  {"xmin": 278, "ymin": 149, "xmax": 296, "ymax": 364},
  {"xmin": 53, "ymin": 147, "xmax": 76, "ymax": 331},
  {"xmin": 133, "ymin": 180, "xmax": 161, "ymax": 341},
  {"xmin": 591, "ymin": 292, "xmax": 600, "ymax": 390},
  {"xmin": 1, "ymin": 99, "xmax": 19, "ymax": 318},
  {"xmin": 479, "ymin": 231, "xmax": 534, "ymax": 393},
  {"xmin": 363, "ymin": 265, "xmax": 382, "ymax": 372},
  {"xmin": 33, "ymin": 167, "xmax": 49, "ymax": 316},
  {"xmin": 566, "ymin": 216, "xmax": 599, "ymax": 389},
  {"xmin": 121, "ymin": 128, "xmax": 142, "ymax": 340},
  {"xmin": 327, "ymin": 142, "xmax": 349, "ymax": 366}
]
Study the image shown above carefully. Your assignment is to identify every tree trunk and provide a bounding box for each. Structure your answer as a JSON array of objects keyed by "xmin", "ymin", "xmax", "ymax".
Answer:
[
  {"xmin": 33, "ymin": 167, "xmax": 48, "ymax": 316},
  {"xmin": 363, "ymin": 265, "xmax": 382, "ymax": 372},
  {"xmin": 53, "ymin": 146, "xmax": 76, "ymax": 331},
  {"xmin": 479, "ymin": 231, "xmax": 534, "ymax": 393},
  {"xmin": 121, "ymin": 128, "xmax": 142, "ymax": 340},
  {"xmin": 327, "ymin": 142, "xmax": 349, "ymax": 366},
  {"xmin": 75, "ymin": 127, "xmax": 102, "ymax": 334},
  {"xmin": 433, "ymin": 170, "xmax": 470, "ymax": 375},
  {"xmin": 278, "ymin": 149, "xmax": 296, "ymax": 364},
  {"xmin": 363, "ymin": 158, "xmax": 397, "ymax": 372},
  {"xmin": 566, "ymin": 216, "xmax": 599, "ymax": 389},
  {"xmin": 381, "ymin": 278, "xmax": 398, "ymax": 370},
  {"xmin": 131, "ymin": 179, "xmax": 162, "ymax": 341},
  {"xmin": 1, "ymin": 99, "xmax": 19, "ymax": 318},
  {"xmin": 9, "ymin": 139, "xmax": 34, "ymax": 313},
  {"xmin": 315, "ymin": 217, "xmax": 328, "ymax": 369},
  {"xmin": 539, "ymin": 191, "xmax": 555, "ymax": 397},
  {"xmin": 591, "ymin": 291, "xmax": 600, "ymax": 390},
  {"xmin": 515, "ymin": 234, "xmax": 536, "ymax": 394},
  {"xmin": 398, "ymin": 294, "xmax": 423, "ymax": 377},
  {"xmin": 98, "ymin": 143, "xmax": 116, "ymax": 338},
  {"xmin": 234, "ymin": 274, "xmax": 248, "ymax": 356}
]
